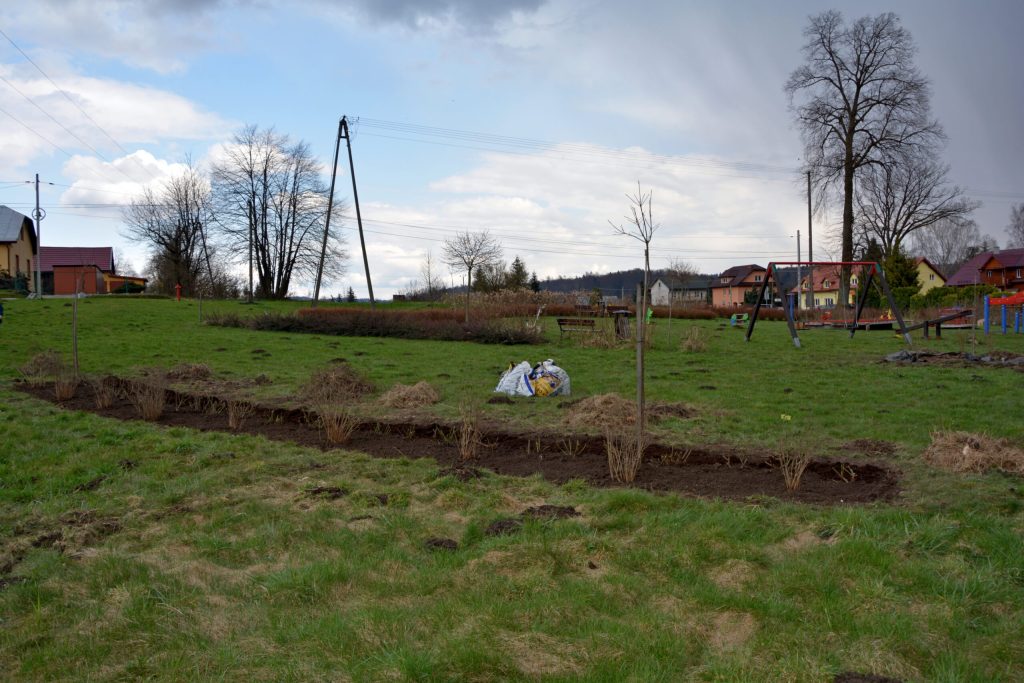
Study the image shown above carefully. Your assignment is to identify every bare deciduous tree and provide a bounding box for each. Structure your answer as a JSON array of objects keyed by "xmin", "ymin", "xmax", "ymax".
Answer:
[
  {"xmin": 855, "ymin": 151, "xmax": 978, "ymax": 258},
  {"xmin": 610, "ymin": 182, "xmax": 658, "ymax": 471},
  {"xmin": 909, "ymin": 218, "xmax": 983, "ymax": 275},
  {"xmin": 211, "ymin": 125, "xmax": 347, "ymax": 300},
  {"xmin": 122, "ymin": 162, "xmax": 213, "ymax": 297},
  {"xmin": 420, "ymin": 250, "xmax": 444, "ymax": 300},
  {"xmin": 441, "ymin": 230, "xmax": 503, "ymax": 322},
  {"xmin": 787, "ymin": 11, "xmax": 942, "ymax": 309},
  {"xmin": 1008, "ymin": 203, "xmax": 1024, "ymax": 248}
]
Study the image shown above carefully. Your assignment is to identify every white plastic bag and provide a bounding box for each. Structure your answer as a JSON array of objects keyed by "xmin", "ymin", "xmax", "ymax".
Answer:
[
  {"xmin": 493, "ymin": 359, "xmax": 571, "ymax": 397},
  {"xmin": 494, "ymin": 361, "xmax": 535, "ymax": 396}
]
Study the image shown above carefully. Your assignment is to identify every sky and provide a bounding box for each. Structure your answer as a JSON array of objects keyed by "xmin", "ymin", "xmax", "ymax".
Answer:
[{"xmin": 1, "ymin": 0, "xmax": 1022, "ymax": 298}]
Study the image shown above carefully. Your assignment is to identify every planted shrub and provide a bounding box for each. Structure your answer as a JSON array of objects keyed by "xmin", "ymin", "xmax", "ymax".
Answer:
[
  {"xmin": 456, "ymin": 402, "xmax": 483, "ymax": 462},
  {"xmin": 19, "ymin": 350, "xmax": 64, "ymax": 386},
  {"xmin": 227, "ymin": 400, "xmax": 255, "ymax": 431},
  {"xmin": 775, "ymin": 449, "xmax": 811, "ymax": 492},
  {"xmin": 605, "ymin": 426, "xmax": 644, "ymax": 483},
  {"xmin": 90, "ymin": 377, "xmax": 115, "ymax": 409},
  {"xmin": 128, "ymin": 373, "xmax": 167, "ymax": 421},
  {"xmin": 53, "ymin": 367, "xmax": 79, "ymax": 402}
]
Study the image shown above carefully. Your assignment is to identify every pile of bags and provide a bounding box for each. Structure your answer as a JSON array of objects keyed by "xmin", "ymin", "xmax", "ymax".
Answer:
[{"xmin": 494, "ymin": 359, "xmax": 571, "ymax": 398}]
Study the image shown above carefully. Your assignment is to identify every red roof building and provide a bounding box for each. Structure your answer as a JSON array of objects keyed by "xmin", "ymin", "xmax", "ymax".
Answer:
[
  {"xmin": 39, "ymin": 246, "xmax": 115, "ymax": 274},
  {"xmin": 946, "ymin": 249, "xmax": 1024, "ymax": 291}
]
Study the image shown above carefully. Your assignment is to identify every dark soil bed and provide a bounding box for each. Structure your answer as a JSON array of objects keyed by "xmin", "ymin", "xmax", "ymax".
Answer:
[{"xmin": 18, "ymin": 381, "xmax": 900, "ymax": 505}]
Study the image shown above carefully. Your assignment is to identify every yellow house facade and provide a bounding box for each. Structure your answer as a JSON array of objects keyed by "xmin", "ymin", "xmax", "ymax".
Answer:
[
  {"xmin": 915, "ymin": 257, "xmax": 946, "ymax": 293},
  {"xmin": 0, "ymin": 206, "xmax": 38, "ymax": 292}
]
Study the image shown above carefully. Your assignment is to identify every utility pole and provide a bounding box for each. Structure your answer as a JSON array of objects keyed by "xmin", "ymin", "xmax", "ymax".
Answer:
[
  {"xmin": 313, "ymin": 118, "xmax": 344, "ymax": 309},
  {"xmin": 796, "ymin": 229, "xmax": 801, "ymax": 315},
  {"xmin": 806, "ymin": 171, "xmax": 813, "ymax": 311},
  {"xmin": 32, "ymin": 173, "xmax": 44, "ymax": 297}
]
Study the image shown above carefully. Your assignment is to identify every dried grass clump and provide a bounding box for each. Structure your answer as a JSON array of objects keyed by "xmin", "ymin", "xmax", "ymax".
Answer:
[
  {"xmin": 923, "ymin": 430, "xmax": 1024, "ymax": 475},
  {"xmin": 301, "ymin": 364, "xmax": 374, "ymax": 404},
  {"xmin": 578, "ymin": 330, "xmax": 621, "ymax": 349},
  {"xmin": 167, "ymin": 363, "xmax": 213, "ymax": 381},
  {"xmin": 127, "ymin": 373, "xmax": 167, "ymax": 421},
  {"xmin": 680, "ymin": 326, "xmax": 709, "ymax": 352},
  {"xmin": 19, "ymin": 350, "xmax": 64, "ymax": 385},
  {"xmin": 563, "ymin": 393, "xmax": 637, "ymax": 429},
  {"xmin": 774, "ymin": 449, "xmax": 811, "ymax": 492},
  {"xmin": 227, "ymin": 400, "xmax": 255, "ymax": 431},
  {"xmin": 53, "ymin": 367, "xmax": 79, "ymax": 402},
  {"xmin": 605, "ymin": 426, "xmax": 645, "ymax": 483},
  {"xmin": 318, "ymin": 406, "xmax": 360, "ymax": 445},
  {"xmin": 456, "ymin": 402, "xmax": 484, "ymax": 462},
  {"xmin": 90, "ymin": 377, "xmax": 115, "ymax": 409},
  {"xmin": 379, "ymin": 381, "xmax": 440, "ymax": 409}
]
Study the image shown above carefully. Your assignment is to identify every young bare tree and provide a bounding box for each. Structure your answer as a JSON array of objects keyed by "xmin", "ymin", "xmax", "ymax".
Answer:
[
  {"xmin": 211, "ymin": 125, "xmax": 347, "ymax": 299},
  {"xmin": 855, "ymin": 151, "xmax": 978, "ymax": 258},
  {"xmin": 420, "ymin": 250, "xmax": 444, "ymax": 300},
  {"xmin": 1008, "ymin": 203, "xmax": 1024, "ymax": 248},
  {"xmin": 441, "ymin": 230, "xmax": 503, "ymax": 322},
  {"xmin": 610, "ymin": 182, "xmax": 658, "ymax": 467},
  {"xmin": 122, "ymin": 162, "xmax": 213, "ymax": 297},
  {"xmin": 787, "ymin": 11, "xmax": 942, "ymax": 310}
]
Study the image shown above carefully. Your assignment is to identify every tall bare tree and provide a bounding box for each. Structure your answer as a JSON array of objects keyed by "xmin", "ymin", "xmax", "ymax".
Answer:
[
  {"xmin": 211, "ymin": 125, "xmax": 346, "ymax": 299},
  {"xmin": 909, "ymin": 218, "xmax": 981, "ymax": 274},
  {"xmin": 441, "ymin": 230, "xmax": 503, "ymax": 322},
  {"xmin": 787, "ymin": 11, "xmax": 942, "ymax": 309},
  {"xmin": 855, "ymin": 151, "xmax": 978, "ymax": 258},
  {"xmin": 420, "ymin": 250, "xmax": 444, "ymax": 300},
  {"xmin": 610, "ymin": 182, "xmax": 658, "ymax": 469},
  {"xmin": 122, "ymin": 162, "xmax": 213, "ymax": 297},
  {"xmin": 1008, "ymin": 203, "xmax": 1024, "ymax": 248}
]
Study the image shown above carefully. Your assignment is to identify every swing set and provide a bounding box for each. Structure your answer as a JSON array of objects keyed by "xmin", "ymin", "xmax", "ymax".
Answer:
[{"xmin": 744, "ymin": 261, "xmax": 912, "ymax": 348}]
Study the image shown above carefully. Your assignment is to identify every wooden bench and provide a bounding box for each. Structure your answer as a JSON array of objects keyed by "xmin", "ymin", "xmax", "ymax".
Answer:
[{"xmin": 557, "ymin": 317, "xmax": 596, "ymax": 338}]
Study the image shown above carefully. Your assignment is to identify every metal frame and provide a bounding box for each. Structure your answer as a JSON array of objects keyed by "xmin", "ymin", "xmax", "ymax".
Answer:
[{"xmin": 745, "ymin": 261, "xmax": 911, "ymax": 348}]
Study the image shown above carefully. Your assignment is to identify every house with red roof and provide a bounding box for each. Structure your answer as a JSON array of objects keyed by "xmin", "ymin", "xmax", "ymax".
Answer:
[
  {"xmin": 710, "ymin": 264, "xmax": 766, "ymax": 307},
  {"xmin": 39, "ymin": 246, "xmax": 147, "ymax": 295},
  {"xmin": 790, "ymin": 265, "xmax": 865, "ymax": 309}
]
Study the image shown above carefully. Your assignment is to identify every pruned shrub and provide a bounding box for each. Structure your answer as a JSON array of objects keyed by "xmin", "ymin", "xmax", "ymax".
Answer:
[
  {"xmin": 20, "ymin": 350, "xmax": 64, "ymax": 386},
  {"xmin": 456, "ymin": 402, "xmax": 484, "ymax": 462},
  {"xmin": 605, "ymin": 426, "xmax": 645, "ymax": 483},
  {"xmin": 316, "ymin": 405, "xmax": 359, "ymax": 444},
  {"xmin": 90, "ymin": 377, "xmax": 115, "ymax": 409},
  {"xmin": 227, "ymin": 400, "xmax": 255, "ymax": 431},
  {"xmin": 301, "ymin": 364, "xmax": 374, "ymax": 404},
  {"xmin": 923, "ymin": 430, "xmax": 1024, "ymax": 475},
  {"xmin": 53, "ymin": 368, "xmax": 79, "ymax": 402},
  {"xmin": 775, "ymin": 450, "xmax": 811, "ymax": 492},
  {"xmin": 127, "ymin": 373, "xmax": 167, "ymax": 421},
  {"xmin": 680, "ymin": 326, "xmax": 709, "ymax": 352}
]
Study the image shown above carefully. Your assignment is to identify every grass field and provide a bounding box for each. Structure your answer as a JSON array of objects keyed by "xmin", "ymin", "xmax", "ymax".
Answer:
[{"xmin": 1, "ymin": 297, "xmax": 1023, "ymax": 681}]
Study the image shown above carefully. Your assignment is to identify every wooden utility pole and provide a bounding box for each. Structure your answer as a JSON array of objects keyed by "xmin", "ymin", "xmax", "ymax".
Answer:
[
  {"xmin": 806, "ymin": 171, "xmax": 813, "ymax": 311},
  {"xmin": 32, "ymin": 173, "xmax": 43, "ymax": 297}
]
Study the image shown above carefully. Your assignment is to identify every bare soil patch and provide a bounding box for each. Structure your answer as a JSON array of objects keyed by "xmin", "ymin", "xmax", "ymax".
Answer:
[
  {"xmin": 835, "ymin": 674, "xmax": 903, "ymax": 683},
  {"xmin": 424, "ymin": 537, "xmax": 459, "ymax": 551},
  {"xmin": 885, "ymin": 349, "xmax": 1024, "ymax": 370},
  {"xmin": 18, "ymin": 380, "xmax": 900, "ymax": 505}
]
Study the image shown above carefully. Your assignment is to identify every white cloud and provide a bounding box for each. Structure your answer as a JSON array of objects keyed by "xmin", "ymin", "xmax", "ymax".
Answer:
[{"xmin": 0, "ymin": 63, "xmax": 233, "ymax": 172}]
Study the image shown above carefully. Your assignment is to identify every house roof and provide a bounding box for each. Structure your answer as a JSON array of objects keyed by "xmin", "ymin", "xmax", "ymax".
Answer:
[
  {"xmin": 982, "ymin": 248, "xmax": 1024, "ymax": 270},
  {"xmin": 0, "ymin": 205, "xmax": 37, "ymax": 250},
  {"xmin": 789, "ymin": 265, "xmax": 867, "ymax": 294},
  {"xmin": 914, "ymin": 257, "xmax": 947, "ymax": 283},
  {"xmin": 710, "ymin": 264, "xmax": 764, "ymax": 288},
  {"xmin": 945, "ymin": 252, "xmax": 992, "ymax": 286},
  {"xmin": 39, "ymin": 246, "xmax": 115, "ymax": 273}
]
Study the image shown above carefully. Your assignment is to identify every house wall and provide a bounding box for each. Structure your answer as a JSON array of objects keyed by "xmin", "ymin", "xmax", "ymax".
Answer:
[
  {"xmin": 1, "ymin": 224, "xmax": 37, "ymax": 291},
  {"xmin": 104, "ymin": 275, "xmax": 147, "ymax": 293},
  {"xmin": 650, "ymin": 280, "xmax": 671, "ymax": 306},
  {"xmin": 53, "ymin": 265, "xmax": 102, "ymax": 294},
  {"xmin": 711, "ymin": 271, "xmax": 765, "ymax": 307},
  {"xmin": 917, "ymin": 262, "xmax": 944, "ymax": 293}
]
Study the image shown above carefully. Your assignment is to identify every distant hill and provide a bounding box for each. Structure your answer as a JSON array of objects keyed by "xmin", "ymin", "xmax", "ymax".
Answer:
[{"xmin": 540, "ymin": 266, "xmax": 801, "ymax": 298}]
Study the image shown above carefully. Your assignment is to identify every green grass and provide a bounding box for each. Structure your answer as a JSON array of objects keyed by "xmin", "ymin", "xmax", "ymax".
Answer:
[{"xmin": 1, "ymin": 297, "xmax": 1023, "ymax": 681}]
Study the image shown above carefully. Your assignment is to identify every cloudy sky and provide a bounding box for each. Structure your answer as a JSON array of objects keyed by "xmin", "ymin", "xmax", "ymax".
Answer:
[{"xmin": 2, "ymin": 0, "xmax": 1022, "ymax": 297}]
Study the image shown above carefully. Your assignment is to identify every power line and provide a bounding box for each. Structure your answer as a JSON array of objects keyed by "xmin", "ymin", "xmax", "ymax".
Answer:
[
  {"xmin": 0, "ymin": 27, "xmax": 158, "ymax": 184},
  {"xmin": 0, "ymin": 103, "xmax": 76, "ymax": 157}
]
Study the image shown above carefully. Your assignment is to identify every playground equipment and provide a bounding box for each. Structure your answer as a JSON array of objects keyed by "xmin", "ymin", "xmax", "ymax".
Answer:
[
  {"xmin": 745, "ymin": 261, "xmax": 911, "ymax": 348},
  {"xmin": 983, "ymin": 291, "xmax": 1024, "ymax": 335}
]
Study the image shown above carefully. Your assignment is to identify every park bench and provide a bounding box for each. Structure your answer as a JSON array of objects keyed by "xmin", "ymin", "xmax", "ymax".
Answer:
[{"xmin": 557, "ymin": 317, "xmax": 596, "ymax": 338}]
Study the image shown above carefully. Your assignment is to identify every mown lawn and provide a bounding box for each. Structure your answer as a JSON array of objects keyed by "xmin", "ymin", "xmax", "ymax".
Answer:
[{"xmin": 1, "ymin": 297, "xmax": 1022, "ymax": 681}]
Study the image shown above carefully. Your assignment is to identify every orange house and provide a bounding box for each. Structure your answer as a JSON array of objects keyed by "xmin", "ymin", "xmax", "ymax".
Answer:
[{"xmin": 710, "ymin": 264, "xmax": 766, "ymax": 307}]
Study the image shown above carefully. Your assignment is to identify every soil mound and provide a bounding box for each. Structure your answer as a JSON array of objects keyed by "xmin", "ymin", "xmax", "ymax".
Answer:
[
  {"xmin": 923, "ymin": 430, "xmax": 1024, "ymax": 475},
  {"xmin": 380, "ymin": 381, "xmax": 440, "ymax": 409},
  {"xmin": 521, "ymin": 505, "xmax": 580, "ymax": 520},
  {"xmin": 562, "ymin": 394, "xmax": 636, "ymax": 429}
]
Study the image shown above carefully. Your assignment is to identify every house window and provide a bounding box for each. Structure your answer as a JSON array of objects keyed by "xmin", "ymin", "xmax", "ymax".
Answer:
[
  {"xmin": 851, "ymin": 277, "xmax": 858, "ymax": 286},
  {"xmin": 823, "ymin": 279, "xmax": 831, "ymax": 288},
  {"xmin": 754, "ymin": 275, "xmax": 762, "ymax": 282},
  {"xmin": 1017, "ymin": 269, "xmax": 1022, "ymax": 279},
  {"xmin": 825, "ymin": 297, "xmax": 835, "ymax": 307},
  {"xmin": 721, "ymin": 277, "xmax": 730, "ymax": 284},
  {"xmin": 929, "ymin": 274, "xmax": 935, "ymax": 281},
  {"xmin": 988, "ymin": 270, "xmax": 994, "ymax": 277}
]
